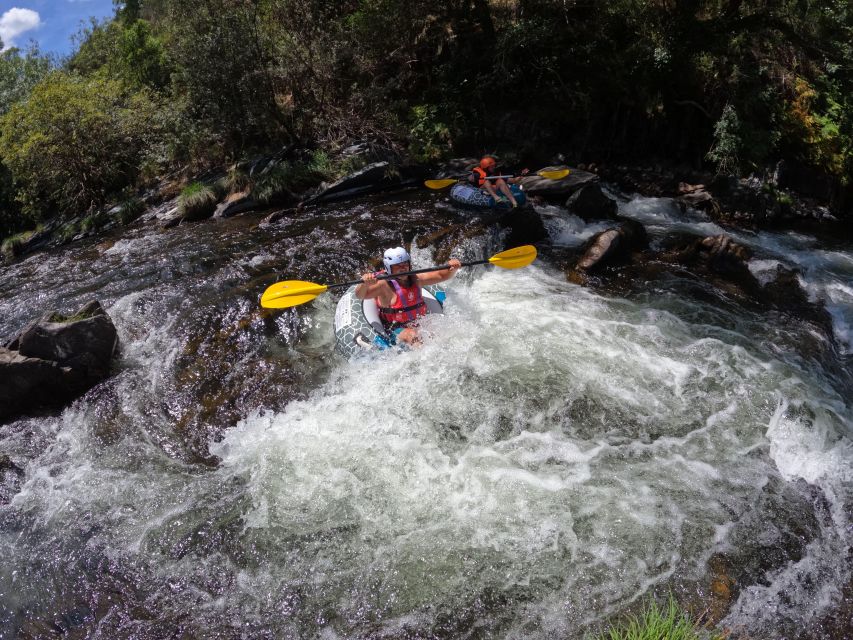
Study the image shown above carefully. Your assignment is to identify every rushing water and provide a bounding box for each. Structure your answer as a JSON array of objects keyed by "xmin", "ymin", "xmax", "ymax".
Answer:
[{"xmin": 0, "ymin": 191, "xmax": 851, "ymax": 638}]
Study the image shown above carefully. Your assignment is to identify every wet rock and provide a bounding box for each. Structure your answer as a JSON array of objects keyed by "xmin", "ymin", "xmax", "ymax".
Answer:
[
  {"xmin": 665, "ymin": 234, "xmax": 754, "ymax": 285},
  {"xmin": 0, "ymin": 301, "xmax": 119, "ymax": 422},
  {"xmin": 705, "ymin": 477, "xmax": 829, "ymax": 624},
  {"xmin": 310, "ymin": 161, "xmax": 404, "ymax": 204},
  {"xmin": 0, "ymin": 348, "xmax": 83, "ymax": 421},
  {"xmin": 501, "ymin": 207, "xmax": 548, "ymax": 248},
  {"xmin": 566, "ymin": 183, "xmax": 618, "ymax": 220},
  {"xmin": 574, "ymin": 220, "xmax": 649, "ymax": 272},
  {"xmin": 759, "ymin": 265, "xmax": 835, "ymax": 336},
  {"xmin": 260, "ymin": 208, "xmax": 292, "ymax": 226},
  {"xmin": 213, "ymin": 191, "xmax": 258, "ymax": 218},
  {"xmin": 0, "ymin": 454, "xmax": 24, "ymax": 505},
  {"xmin": 676, "ymin": 182, "xmax": 720, "ymax": 216},
  {"xmin": 519, "ymin": 165, "xmax": 598, "ymax": 197},
  {"xmin": 16, "ymin": 301, "xmax": 118, "ymax": 378}
]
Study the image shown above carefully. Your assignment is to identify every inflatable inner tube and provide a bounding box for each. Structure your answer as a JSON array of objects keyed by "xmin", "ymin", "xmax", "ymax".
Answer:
[
  {"xmin": 449, "ymin": 182, "xmax": 527, "ymax": 210},
  {"xmin": 334, "ymin": 284, "xmax": 446, "ymax": 358}
]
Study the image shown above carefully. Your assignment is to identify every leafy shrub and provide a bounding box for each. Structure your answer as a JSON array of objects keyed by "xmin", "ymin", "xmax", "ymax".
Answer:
[
  {"xmin": 251, "ymin": 160, "xmax": 327, "ymax": 205},
  {"xmin": 118, "ymin": 197, "xmax": 146, "ymax": 224},
  {"xmin": 0, "ymin": 72, "xmax": 158, "ymax": 219},
  {"xmin": 409, "ymin": 105, "xmax": 452, "ymax": 163},
  {"xmin": 706, "ymin": 105, "xmax": 742, "ymax": 175}
]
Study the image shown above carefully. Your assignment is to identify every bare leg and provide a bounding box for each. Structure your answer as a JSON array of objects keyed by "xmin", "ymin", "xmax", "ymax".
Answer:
[{"xmin": 494, "ymin": 178, "xmax": 518, "ymax": 207}]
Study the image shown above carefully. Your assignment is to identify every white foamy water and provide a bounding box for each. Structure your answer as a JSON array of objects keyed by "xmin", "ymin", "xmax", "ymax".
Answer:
[
  {"xmin": 1, "ymin": 197, "xmax": 850, "ymax": 638},
  {"xmin": 619, "ymin": 195, "xmax": 725, "ymax": 239}
]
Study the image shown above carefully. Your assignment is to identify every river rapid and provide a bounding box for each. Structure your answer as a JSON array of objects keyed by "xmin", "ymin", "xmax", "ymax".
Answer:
[{"xmin": 0, "ymin": 190, "xmax": 851, "ymax": 638}]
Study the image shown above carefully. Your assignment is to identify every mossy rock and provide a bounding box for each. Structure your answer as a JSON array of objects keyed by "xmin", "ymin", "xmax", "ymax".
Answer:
[{"xmin": 178, "ymin": 182, "xmax": 218, "ymax": 221}]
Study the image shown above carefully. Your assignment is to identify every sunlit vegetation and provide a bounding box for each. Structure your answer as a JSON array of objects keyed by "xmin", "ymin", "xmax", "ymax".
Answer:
[{"xmin": 0, "ymin": 0, "xmax": 849, "ymax": 241}]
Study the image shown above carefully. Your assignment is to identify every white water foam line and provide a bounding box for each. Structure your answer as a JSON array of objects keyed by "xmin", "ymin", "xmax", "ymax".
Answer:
[
  {"xmin": 4, "ymin": 265, "xmax": 850, "ymax": 637},
  {"xmin": 205, "ymin": 268, "xmax": 851, "ymax": 633}
]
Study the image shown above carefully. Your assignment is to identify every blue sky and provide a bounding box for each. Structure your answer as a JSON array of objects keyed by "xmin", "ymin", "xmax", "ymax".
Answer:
[{"xmin": 0, "ymin": 0, "xmax": 116, "ymax": 57}]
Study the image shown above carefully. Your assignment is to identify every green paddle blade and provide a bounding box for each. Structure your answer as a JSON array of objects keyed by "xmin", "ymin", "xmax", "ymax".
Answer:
[
  {"xmin": 535, "ymin": 168, "xmax": 570, "ymax": 180},
  {"xmin": 487, "ymin": 245, "xmax": 537, "ymax": 269},
  {"xmin": 261, "ymin": 280, "xmax": 329, "ymax": 309}
]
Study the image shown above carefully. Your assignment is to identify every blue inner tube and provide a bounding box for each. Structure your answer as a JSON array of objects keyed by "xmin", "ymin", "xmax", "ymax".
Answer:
[{"xmin": 449, "ymin": 182, "xmax": 527, "ymax": 209}]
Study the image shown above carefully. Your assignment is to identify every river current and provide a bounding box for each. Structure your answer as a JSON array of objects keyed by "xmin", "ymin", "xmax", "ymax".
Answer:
[{"xmin": 0, "ymin": 191, "xmax": 850, "ymax": 638}]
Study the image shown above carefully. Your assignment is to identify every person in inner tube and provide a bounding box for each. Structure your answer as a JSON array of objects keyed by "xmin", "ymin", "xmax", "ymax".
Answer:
[
  {"xmin": 468, "ymin": 156, "xmax": 529, "ymax": 208},
  {"xmin": 355, "ymin": 246, "xmax": 461, "ymax": 346}
]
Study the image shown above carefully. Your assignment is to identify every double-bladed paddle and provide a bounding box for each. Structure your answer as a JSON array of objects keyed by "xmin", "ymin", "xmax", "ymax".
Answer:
[
  {"xmin": 260, "ymin": 245, "xmax": 537, "ymax": 309},
  {"xmin": 424, "ymin": 168, "xmax": 570, "ymax": 190}
]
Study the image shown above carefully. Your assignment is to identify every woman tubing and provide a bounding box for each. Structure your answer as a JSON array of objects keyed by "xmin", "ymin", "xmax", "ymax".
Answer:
[{"xmin": 355, "ymin": 247, "xmax": 461, "ymax": 345}]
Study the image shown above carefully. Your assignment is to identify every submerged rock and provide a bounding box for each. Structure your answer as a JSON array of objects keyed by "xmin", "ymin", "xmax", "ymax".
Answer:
[{"xmin": 0, "ymin": 454, "xmax": 24, "ymax": 505}]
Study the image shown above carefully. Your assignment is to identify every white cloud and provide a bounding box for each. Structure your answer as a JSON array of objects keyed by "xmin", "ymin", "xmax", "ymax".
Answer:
[{"xmin": 0, "ymin": 8, "xmax": 43, "ymax": 51}]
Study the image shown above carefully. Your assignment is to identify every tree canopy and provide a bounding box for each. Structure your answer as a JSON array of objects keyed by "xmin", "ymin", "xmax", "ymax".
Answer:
[{"xmin": 0, "ymin": 0, "xmax": 851, "ymax": 238}]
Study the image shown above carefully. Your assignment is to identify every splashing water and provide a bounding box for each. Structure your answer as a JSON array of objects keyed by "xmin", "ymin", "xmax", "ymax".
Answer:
[{"xmin": 0, "ymin": 193, "xmax": 850, "ymax": 638}]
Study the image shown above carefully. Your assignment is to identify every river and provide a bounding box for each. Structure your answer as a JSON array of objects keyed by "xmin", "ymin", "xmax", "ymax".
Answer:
[{"xmin": 0, "ymin": 190, "xmax": 850, "ymax": 638}]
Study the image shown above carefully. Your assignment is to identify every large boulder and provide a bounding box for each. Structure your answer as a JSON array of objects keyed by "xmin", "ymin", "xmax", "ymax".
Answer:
[
  {"xmin": 0, "ymin": 300, "xmax": 118, "ymax": 422},
  {"xmin": 659, "ymin": 234, "xmax": 758, "ymax": 293},
  {"xmin": 0, "ymin": 348, "xmax": 85, "ymax": 421},
  {"xmin": 310, "ymin": 161, "xmax": 410, "ymax": 204},
  {"xmin": 676, "ymin": 181, "xmax": 720, "ymax": 216},
  {"xmin": 575, "ymin": 220, "xmax": 649, "ymax": 272},
  {"xmin": 694, "ymin": 234, "xmax": 752, "ymax": 278},
  {"xmin": 519, "ymin": 166, "xmax": 599, "ymax": 197},
  {"xmin": 566, "ymin": 183, "xmax": 618, "ymax": 220},
  {"xmin": 213, "ymin": 191, "xmax": 258, "ymax": 218},
  {"xmin": 14, "ymin": 301, "xmax": 118, "ymax": 378}
]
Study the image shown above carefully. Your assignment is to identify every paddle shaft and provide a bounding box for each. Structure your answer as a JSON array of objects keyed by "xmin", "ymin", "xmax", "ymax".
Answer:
[{"xmin": 327, "ymin": 258, "xmax": 491, "ymax": 290}]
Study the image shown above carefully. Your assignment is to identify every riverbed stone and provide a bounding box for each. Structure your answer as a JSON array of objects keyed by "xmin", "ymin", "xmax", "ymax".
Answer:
[
  {"xmin": 519, "ymin": 166, "xmax": 598, "ymax": 197},
  {"xmin": 566, "ymin": 183, "xmax": 618, "ymax": 220},
  {"xmin": 574, "ymin": 220, "xmax": 649, "ymax": 272},
  {"xmin": 0, "ymin": 300, "xmax": 119, "ymax": 422},
  {"xmin": 214, "ymin": 191, "xmax": 258, "ymax": 218},
  {"xmin": 0, "ymin": 348, "xmax": 83, "ymax": 421},
  {"xmin": 16, "ymin": 300, "xmax": 118, "ymax": 378}
]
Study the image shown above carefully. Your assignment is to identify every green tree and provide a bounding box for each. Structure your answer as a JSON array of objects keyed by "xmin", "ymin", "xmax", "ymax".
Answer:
[
  {"xmin": 0, "ymin": 45, "xmax": 52, "ymax": 116},
  {"xmin": 0, "ymin": 72, "xmax": 159, "ymax": 219}
]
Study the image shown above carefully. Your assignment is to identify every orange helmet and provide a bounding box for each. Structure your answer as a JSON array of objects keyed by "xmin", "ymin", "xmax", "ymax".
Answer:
[{"xmin": 479, "ymin": 156, "xmax": 496, "ymax": 170}]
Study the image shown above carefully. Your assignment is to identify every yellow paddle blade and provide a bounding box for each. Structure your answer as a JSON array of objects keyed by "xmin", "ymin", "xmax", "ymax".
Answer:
[
  {"xmin": 261, "ymin": 280, "xmax": 329, "ymax": 309},
  {"xmin": 487, "ymin": 245, "xmax": 537, "ymax": 269},
  {"xmin": 424, "ymin": 178, "xmax": 458, "ymax": 189},
  {"xmin": 536, "ymin": 168, "xmax": 570, "ymax": 180}
]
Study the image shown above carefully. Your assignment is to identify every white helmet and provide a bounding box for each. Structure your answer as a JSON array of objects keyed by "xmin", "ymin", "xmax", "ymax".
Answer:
[{"xmin": 383, "ymin": 246, "xmax": 411, "ymax": 272}]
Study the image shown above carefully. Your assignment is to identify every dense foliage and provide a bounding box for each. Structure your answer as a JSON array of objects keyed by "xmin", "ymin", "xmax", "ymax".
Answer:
[{"xmin": 0, "ymin": 0, "xmax": 850, "ymax": 239}]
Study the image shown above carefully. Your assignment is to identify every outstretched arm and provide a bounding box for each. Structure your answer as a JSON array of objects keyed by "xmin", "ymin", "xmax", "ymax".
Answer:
[
  {"xmin": 417, "ymin": 259, "xmax": 462, "ymax": 285},
  {"xmin": 355, "ymin": 273, "xmax": 389, "ymax": 299}
]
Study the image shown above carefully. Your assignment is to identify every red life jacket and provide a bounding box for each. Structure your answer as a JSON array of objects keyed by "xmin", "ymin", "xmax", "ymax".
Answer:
[
  {"xmin": 472, "ymin": 166, "xmax": 491, "ymax": 188},
  {"xmin": 378, "ymin": 276, "xmax": 426, "ymax": 325}
]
